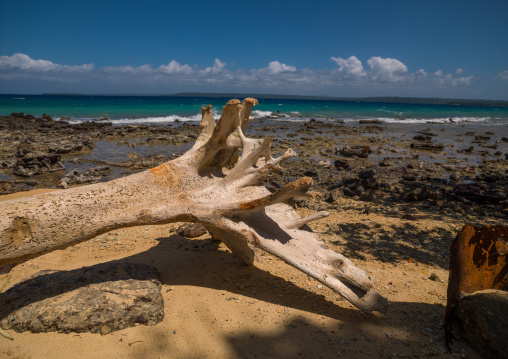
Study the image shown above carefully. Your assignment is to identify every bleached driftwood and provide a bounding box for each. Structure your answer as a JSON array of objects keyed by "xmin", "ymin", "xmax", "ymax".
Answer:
[{"xmin": 0, "ymin": 98, "xmax": 388, "ymax": 313}]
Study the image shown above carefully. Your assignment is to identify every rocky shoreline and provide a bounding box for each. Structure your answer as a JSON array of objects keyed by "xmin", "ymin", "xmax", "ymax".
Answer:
[
  {"xmin": 1, "ymin": 112, "xmax": 506, "ymax": 223},
  {"xmin": 1, "ymin": 111, "xmax": 507, "ymax": 358}
]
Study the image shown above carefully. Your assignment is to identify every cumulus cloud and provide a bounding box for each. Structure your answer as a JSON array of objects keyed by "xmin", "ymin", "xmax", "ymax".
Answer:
[
  {"xmin": 495, "ymin": 70, "xmax": 508, "ymax": 80},
  {"xmin": 0, "ymin": 52, "xmax": 481, "ymax": 95},
  {"xmin": 366, "ymin": 57, "xmax": 408, "ymax": 82},
  {"xmin": 158, "ymin": 60, "xmax": 192, "ymax": 74},
  {"xmin": 265, "ymin": 61, "xmax": 296, "ymax": 74},
  {"xmin": 0, "ymin": 53, "xmax": 93, "ymax": 72},
  {"xmin": 331, "ymin": 56, "xmax": 365, "ymax": 77},
  {"xmin": 103, "ymin": 64, "xmax": 152, "ymax": 74},
  {"xmin": 433, "ymin": 69, "xmax": 473, "ymax": 86},
  {"xmin": 201, "ymin": 58, "xmax": 226, "ymax": 74}
]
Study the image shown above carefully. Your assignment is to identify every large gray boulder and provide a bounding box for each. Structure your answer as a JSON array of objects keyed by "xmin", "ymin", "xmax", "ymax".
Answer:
[
  {"xmin": 454, "ymin": 290, "xmax": 508, "ymax": 359},
  {"xmin": 0, "ymin": 262, "xmax": 164, "ymax": 334}
]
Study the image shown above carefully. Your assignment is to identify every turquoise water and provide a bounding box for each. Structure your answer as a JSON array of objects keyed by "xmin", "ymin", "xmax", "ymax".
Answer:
[{"xmin": 1, "ymin": 94, "xmax": 507, "ymax": 126}]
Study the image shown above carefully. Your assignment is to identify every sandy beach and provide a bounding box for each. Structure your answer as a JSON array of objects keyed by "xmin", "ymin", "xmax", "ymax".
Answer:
[{"xmin": 1, "ymin": 112, "xmax": 507, "ymax": 358}]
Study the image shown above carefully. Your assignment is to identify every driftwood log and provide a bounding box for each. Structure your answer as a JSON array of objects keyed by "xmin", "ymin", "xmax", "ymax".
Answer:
[{"xmin": 0, "ymin": 98, "xmax": 388, "ymax": 313}]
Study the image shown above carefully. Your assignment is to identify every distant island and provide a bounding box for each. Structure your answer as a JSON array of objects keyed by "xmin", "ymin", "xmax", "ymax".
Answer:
[{"xmin": 36, "ymin": 92, "xmax": 508, "ymax": 107}]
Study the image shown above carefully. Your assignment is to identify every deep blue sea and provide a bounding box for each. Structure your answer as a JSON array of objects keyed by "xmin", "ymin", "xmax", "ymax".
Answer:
[{"xmin": 1, "ymin": 94, "xmax": 507, "ymax": 127}]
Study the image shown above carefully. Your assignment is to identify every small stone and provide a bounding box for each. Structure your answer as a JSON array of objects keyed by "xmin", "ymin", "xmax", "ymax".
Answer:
[
  {"xmin": 429, "ymin": 273, "xmax": 441, "ymax": 282},
  {"xmin": 401, "ymin": 214, "xmax": 416, "ymax": 221},
  {"xmin": 177, "ymin": 223, "xmax": 207, "ymax": 238},
  {"xmin": 173, "ymin": 330, "xmax": 177, "ymax": 334},
  {"xmin": 100, "ymin": 325, "xmax": 111, "ymax": 335},
  {"xmin": 385, "ymin": 332, "xmax": 392, "ymax": 338}
]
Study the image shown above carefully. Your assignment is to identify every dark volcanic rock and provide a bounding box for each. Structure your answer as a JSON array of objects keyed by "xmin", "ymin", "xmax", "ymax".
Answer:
[
  {"xmin": 0, "ymin": 180, "xmax": 38, "ymax": 195},
  {"xmin": 410, "ymin": 143, "xmax": 444, "ymax": 151},
  {"xmin": 13, "ymin": 154, "xmax": 65, "ymax": 177},
  {"xmin": 453, "ymin": 183, "xmax": 507, "ymax": 204},
  {"xmin": 401, "ymin": 183, "xmax": 441, "ymax": 201},
  {"xmin": 0, "ymin": 262, "xmax": 164, "ymax": 334},
  {"xmin": 453, "ymin": 290, "xmax": 508, "ymax": 359},
  {"xmin": 412, "ymin": 134, "xmax": 432, "ymax": 141},
  {"xmin": 359, "ymin": 119, "xmax": 383, "ymax": 124},
  {"xmin": 58, "ymin": 166, "xmax": 111, "ymax": 188},
  {"xmin": 337, "ymin": 145, "xmax": 372, "ymax": 158}
]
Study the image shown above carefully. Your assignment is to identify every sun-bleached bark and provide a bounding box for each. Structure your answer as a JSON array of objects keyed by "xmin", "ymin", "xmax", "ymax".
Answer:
[{"xmin": 0, "ymin": 98, "xmax": 388, "ymax": 313}]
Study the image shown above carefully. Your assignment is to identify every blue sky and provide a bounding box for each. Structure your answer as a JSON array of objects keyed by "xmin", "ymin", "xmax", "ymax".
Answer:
[{"xmin": 1, "ymin": 0, "xmax": 507, "ymax": 99}]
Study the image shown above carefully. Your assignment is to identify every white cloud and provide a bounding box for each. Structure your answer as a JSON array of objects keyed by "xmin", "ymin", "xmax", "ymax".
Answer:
[
  {"xmin": 201, "ymin": 58, "xmax": 226, "ymax": 74},
  {"xmin": 433, "ymin": 69, "xmax": 473, "ymax": 86},
  {"xmin": 330, "ymin": 56, "xmax": 365, "ymax": 76},
  {"xmin": 265, "ymin": 61, "xmax": 296, "ymax": 74},
  {"xmin": 103, "ymin": 64, "xmax": 152, "ymax": 74},
  {"xmin": 0, "ymin": 53, "xmax": 93, "ymax": 72},
  {"xmin": 495, "ymin": 70, "xmax": 508, "ymax": 80},
  {"xmin": 415, "ymin": 69, "xmax": 427, "ymax": 77},
  {"xmin": 158, "ymin": 60, "xmax": 192, "ymax": 74},
  {"xmin": 456, "ymin": 68, "xmax": 464, "ymax": 75},
  {"xmin": 0, "ymin": 52, "xmax": 483, "ymax": 96},
  {"xmin": 366, "ymin": 57, "xmax": 408, "ymax": 82}
]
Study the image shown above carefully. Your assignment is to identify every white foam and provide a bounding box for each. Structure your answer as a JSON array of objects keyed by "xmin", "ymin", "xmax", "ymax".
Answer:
[
  {"xmin": 380, "ymin": 117, "xmax": 490, "ymax": 124},
  {"xmin": 62, "ymin": 114, "xmax": 203, "ymax": 125},
  {"xmin": 252, "ymin": 110, "xmax": 276, "ymax": 118},
  {"xmin": 110, "ymin": 115, "xmax": 200, "ymax": 124}
]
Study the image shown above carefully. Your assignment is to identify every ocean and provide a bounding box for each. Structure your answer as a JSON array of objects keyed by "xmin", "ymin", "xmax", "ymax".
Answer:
[{"xmin": 1, "ymin": 94, "xmax": 507, "ymax": 127}]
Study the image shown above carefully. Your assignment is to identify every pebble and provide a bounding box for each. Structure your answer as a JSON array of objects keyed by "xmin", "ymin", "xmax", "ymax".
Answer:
[
  {"xmin": 429, "ymin": 273, "xmax": 442, "ymax": 282},
  {"xmin": 100, "ymin": 325, "xmax": 112, "ymax": 335}
]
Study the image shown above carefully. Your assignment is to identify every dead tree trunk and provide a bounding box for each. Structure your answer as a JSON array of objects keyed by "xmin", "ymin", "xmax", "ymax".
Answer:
[{"xmin": 0, "ymin": 98, "xmax": 388, "ymax": 313}]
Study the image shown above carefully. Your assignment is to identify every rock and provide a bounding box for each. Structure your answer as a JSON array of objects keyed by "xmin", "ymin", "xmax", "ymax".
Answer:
[
  {"xmin": 48, "ymin": 139, "xmax": 92, "ymax": 154},
  {"xmin": 400, "ymin": 185, "xmax": 440, "ymax": 202},
  {"xmin": 58, "ymin": 166, "xmax": 110, "ymax": 188},
  {"xmin": 359, "ymin": 119, "xmax": 383, "ymax": 124},
  {"xmin": 474, "ymin": 135, "xmax": 490, "ymax": 142},
  {"xmin": 0, "ymin": 262, "xmax": 164, "ymax": 334},
  {"xmin": 379, "ymin": 158, "xmax": 394, "ymax": 167},
  {"xmin": 445, "ymin": 224, "xmax": 508, "ymax": 353},
  {"xmin": 326, "ymin": 188, "xmax": 343, "ymax": 203},
  {"xmin": 0, "ymin": 180, "xmax": 38, "ymax": 195},
  {"xmin": 317, "ymin": 159, "xmax": 331, "ymax": 167},
  {"xmin": 13, "ymin": 154, "xmax": 65, "ymax": 177},
  {"xmin": 429, "ymin": 273, "xmax": 441, "ymax": 282},
  {"xmin": 401, "ymin": 214, "xmax": 416, "ymax": 221},
  {"xmin": 446, "ymin": 224, "xmax": 508, "ymax": 302},
  {"xmin": 337, "ymin": 145, "xmax": 372, "ymax": 158},
  {"xmin": 359, "ymin": 190, "xmax": 375, "ymax": 202},
  {"xmin": 453, "ymin": 183, "xmax": 506, "ymax": 204},
  {"xmin": 359, "ymin": 168, "xmax": 376, "ymax": 179},
  {"xmin": 449, "ymin": 173, "xmax": 462, "ymax": 182},
  {"xmin": 16, "ymin": 142, "xmax": 35, "ymax": 157},
  {"xmin": 412, "ymin": 134, "xmax": 432, "ymax": 141},
  {"xmin": 177, "ymin": 223, "xmax": 208, "ymax": 238},
  {"xmin": 410, "ymin": 143, "xmax": 444, "ymax": 151},
  {"xmin": 100, "ymin": 325, "xmax": 112, "ymax": 335},
  {"xmin": 453, "ymin": 290, "xmax": 508, "ymax": 359},
  {"xmin": 459, "ymin": 146, "xmax": 474, "ymax": 154},
  {"xmin": 333, "ymin": 159, "xmax": 351, "ymax": 170}
]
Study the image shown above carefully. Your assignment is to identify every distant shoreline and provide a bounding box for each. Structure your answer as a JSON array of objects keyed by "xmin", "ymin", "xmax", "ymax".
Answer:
[{"xmin": 10, "ymin": 93, "xmax": 507, "ymax": 108}]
